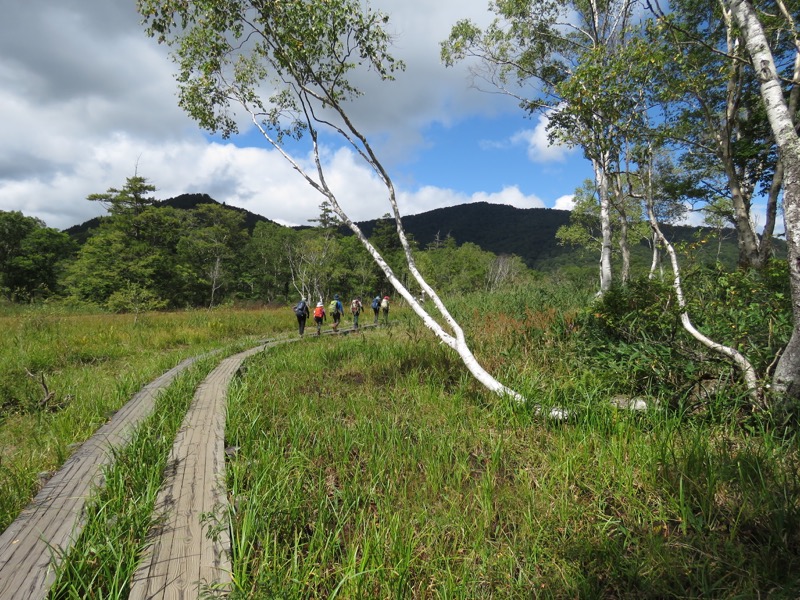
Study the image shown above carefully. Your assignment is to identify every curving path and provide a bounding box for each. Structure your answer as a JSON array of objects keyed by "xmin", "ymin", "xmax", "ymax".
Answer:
[
  {"xmin": 128, "ymin": 343, "xmax": 269, "ymax": 599},
  {"xmin": 0, "ymin": 324, "xmax": 372, "ymax": 600},
  {"xmin": 0, "ymin": 356, "xmax": 200, "ymax": 600}
]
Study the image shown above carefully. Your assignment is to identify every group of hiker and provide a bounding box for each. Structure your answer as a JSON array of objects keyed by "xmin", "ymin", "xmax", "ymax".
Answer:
[{"xmin": 293, "ymin": 294, "xmax": 391, "ymax": 336}]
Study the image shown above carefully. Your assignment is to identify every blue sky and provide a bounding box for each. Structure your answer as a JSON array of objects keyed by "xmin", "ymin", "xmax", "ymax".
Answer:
[{"xmin": 0, "ymin": 0, "xmax": 590, "ymax": 231}]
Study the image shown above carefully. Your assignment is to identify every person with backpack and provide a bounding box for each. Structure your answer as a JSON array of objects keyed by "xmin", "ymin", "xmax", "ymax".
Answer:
[
  {"xmin": 380, "ymin": 295, "xmax": 390, "ymax": 324},
  {"xmin": 371, "ymin": 295, "xmax": 381, "ymax": 323},
  {"xmin": 313, "ymin": 301, "xmax": 326, "ymax": 335},
  {"xmin": 293, "ymin": 297, "xmax": 310, "ymax": 336},
  {"xmin": 350, "ymin": 296, "xmax": 363, "ymax": 329},
  {"xmin": 329, "ymin": 294, "xmax": 344, "ymax": 332}
]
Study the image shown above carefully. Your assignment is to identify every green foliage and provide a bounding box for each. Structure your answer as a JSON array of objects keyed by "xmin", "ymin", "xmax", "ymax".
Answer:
[
  {"xmin": 684, "ymin": 260, "xmax": 792, "ymax": 371},
  {"xmin": 176, "ymin": 203, "xmax": 248, "ymax": 307},
  {"xmin": 0, "ymin": 211, "xmax": 76, "ymax": 301},
  {"xmin": 137, "ymin": 0, "xmax": 403, "ymax": 142},
  {"xmin": 417, "ymin": 240, "xmax": 509, "ymax": 296},
  {"xmin": 243, "ymin": 221, "xmax": 295, "ymax": 303},
  {"xmin": 105, "ymin": 282, "xmax": 168, "ymax": 315},
  {"xmin": 580, "ymin": 262, "xmax": 792, "ymax": 404},
  {"xmin": 87, "ymin": 174, "xmax": 157, "ymax": 222}
]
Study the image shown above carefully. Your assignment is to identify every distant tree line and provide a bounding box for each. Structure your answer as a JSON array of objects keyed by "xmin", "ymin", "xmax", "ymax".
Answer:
[{"xmin": 0, "ymin": 176, "xmax": 531, "ymax": 310}]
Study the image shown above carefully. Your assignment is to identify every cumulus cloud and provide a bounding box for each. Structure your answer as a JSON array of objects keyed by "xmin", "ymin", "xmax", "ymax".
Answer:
[
  {"xmin": 510, "ymin": 111, "xmax": 574, "ymax": 163},
  {"xmin": 0, "ymin": 0, "xmax": 579, "ymax": 231},
  {"xmin": 553, "ymin": 195, "xmax": 576, "ymax": 211}
]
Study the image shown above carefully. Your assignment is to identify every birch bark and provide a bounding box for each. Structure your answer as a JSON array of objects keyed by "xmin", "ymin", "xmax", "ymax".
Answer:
[{"xmin": 729, "ymin": 0, "xmax": 800, "ymax": 400}]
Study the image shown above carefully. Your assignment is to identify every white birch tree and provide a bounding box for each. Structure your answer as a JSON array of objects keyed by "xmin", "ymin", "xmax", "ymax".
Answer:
[
  {"xmin": 137, "ymin": 0, "xmax": 532, "ymax": 403},
  {"xmin": 442, "ymin": 0, "xmax": 639, "ymax": 294},
  {"xmin": 728, "ymin": 0, "xmax": 800, "ymax": 402}
]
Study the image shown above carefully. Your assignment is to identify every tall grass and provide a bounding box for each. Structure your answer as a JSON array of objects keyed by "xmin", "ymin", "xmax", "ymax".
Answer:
[
  {"xmin": 0, "ymin": 305, "xmax": 289, "ymax": 531},
  {"xmin": 5, "ymin": 278, "xmax": 800, "ymax": 597},
  {"xmin": 223, "ymin": 284, "xmax": 800, "ymax": 598},
  {"xmin": 47, "ymin": 354, "xmax": 218, "ymax": 599}
]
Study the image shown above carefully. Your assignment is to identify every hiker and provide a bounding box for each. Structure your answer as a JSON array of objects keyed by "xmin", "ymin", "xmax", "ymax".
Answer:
[
  {"xmin": 381, "ymin": 295, "xmax": 390, "ymax": 324},
  {"xmin": 371, "ymin": 295, "xmax": 381, "ymax": 323},
  {"xmin": 329, "ymin": 294, "xmax": 344, "ymax": 332},
  {"xmin": 313, "ymin": 301, "xmax": 326, "ymax": 335},
  {"xmin": 293, "ymin": 297, "xmax": 310, "ymax": 336},
  {"xmin": 350, "ymin": 296, "xmax": 363, "ymax": 329}
]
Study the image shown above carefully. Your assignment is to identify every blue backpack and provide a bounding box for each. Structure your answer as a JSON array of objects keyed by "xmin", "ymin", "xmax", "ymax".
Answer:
[{"xmin": 371, "ymin": 297, "xmax": 380, "ymax": 310}]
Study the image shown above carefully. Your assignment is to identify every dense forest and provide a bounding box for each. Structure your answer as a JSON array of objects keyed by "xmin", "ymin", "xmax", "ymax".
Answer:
[
  {"xmin": 0, "ymin": 181, "xmax": 537, "ymax": 310},
  {"xmin": 1, "ymin": 184, "xmax": 744, "ymax": 311}
]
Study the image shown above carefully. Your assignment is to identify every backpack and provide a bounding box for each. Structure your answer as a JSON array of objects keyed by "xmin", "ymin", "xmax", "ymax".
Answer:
[
  {"xmin": 371, "ymin": 297, "xmax": 380, "ymax": 310},
  {"xmin": 293, "ymin": 301, "xmax": 306, "ymax": 317},
  {"xmin": 351, "ymin": 299, "xmax": 361, "ymax": 314},
  {"xmin": 313, "ymin": 305, "xmax": 324, "ymax": 318},
  {"xmin": 329, "ymin": 300, "xmax": 339, "ymax": 314},
  {"xmin": 380, "ymin": 297, "xmax": 389, "ymax": 310}
]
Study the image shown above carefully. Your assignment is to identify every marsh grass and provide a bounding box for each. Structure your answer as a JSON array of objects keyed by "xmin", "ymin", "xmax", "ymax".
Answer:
[
  {"xmin": 225, "ymin": 303, "xmax": 800, "ymax": 598},
  {"xmin": 0, "ymin": 306, "xmax": 288, "ymax": 531},
  {"xmin": 4, "ymin": 282, "xmax": 800, "ymax": 597},
  {"xmin": 47, "ymin": 354, "xmax": 218, "ymax": 599}
]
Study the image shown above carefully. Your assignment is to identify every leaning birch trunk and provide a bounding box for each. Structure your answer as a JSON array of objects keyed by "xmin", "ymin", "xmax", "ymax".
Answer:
[
  {"xmin": 137, "ymin": 0, "xmax": 563, "ymax": 411},
  {"xmin": 730, "ymin": 0, "xmax": 800, "ymax": 401},
  {"xmin": 645, "ymin": 183, "xmax": 762, "ymax": 406},
  {"xmin": 250, "ymin": 114, "xmax": 561, "ymax": 411}
]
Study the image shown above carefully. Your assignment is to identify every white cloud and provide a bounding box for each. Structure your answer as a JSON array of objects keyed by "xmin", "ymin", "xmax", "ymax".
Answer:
[
  {"xmin": 0, "ymin": 0, "xmax": 578, "ymax": 231},
  {"xmin": 510, "ymin": 111, "xmax": 574, "ymax": 163},
  {"xmin": 471, "ymin": 186, "xmax": 546, "ymax": 210},
  {"xmin": 553, "ymin": 194, "xmax": 576, "ymax": 211}
]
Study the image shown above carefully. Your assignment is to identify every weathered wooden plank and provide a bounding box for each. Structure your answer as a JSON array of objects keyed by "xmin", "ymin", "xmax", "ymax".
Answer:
[
  {"xmin": 130, "ymin": 346, "xmax": 264, "ymax": 599},
  {"xmin": 0, "ymin": 357, "xmax": 199, "ymax": 600},
  {"xmin": 1, "ymin": 332, "xmax": 345, "ymax": 600}
]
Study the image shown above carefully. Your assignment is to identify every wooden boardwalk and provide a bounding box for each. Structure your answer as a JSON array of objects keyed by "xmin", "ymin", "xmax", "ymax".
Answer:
[
  {"xmin": 0, "ymin": 323, "xmax": 371, "ymax": 599},
  {"xmin": 128, "ymin": 344, "xmax": 267, "ymax": 599},
  {"xmin": 0, "ymin": 356, "xmax": 199, "ymax": 600}
]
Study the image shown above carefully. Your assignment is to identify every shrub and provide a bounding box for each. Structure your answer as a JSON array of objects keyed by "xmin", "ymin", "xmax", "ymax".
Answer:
[{"xmin": 577, "ymin": 262, "xmax": 792, "ymax": 405}]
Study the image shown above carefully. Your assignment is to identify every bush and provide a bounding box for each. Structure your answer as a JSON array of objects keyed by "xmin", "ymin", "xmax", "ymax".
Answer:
[{"xmin": 577, "ymin": 262, "xmax": 792, "ymax": 404}]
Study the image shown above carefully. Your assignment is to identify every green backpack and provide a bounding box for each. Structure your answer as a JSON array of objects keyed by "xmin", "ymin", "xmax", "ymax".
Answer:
[{"xmin": 329, "ymin": 300, "xmax": 339, "ymax": 314}]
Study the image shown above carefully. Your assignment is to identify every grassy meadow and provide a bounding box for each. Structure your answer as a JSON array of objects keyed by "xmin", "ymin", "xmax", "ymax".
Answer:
[
  {"xmin": 222, "ymin": 288, "xmax": 800, "ymax": 598},
  {"xmin": 2, "ymin": 278, "xmax": 800, "ymax": 598},
  {"xmin": 0, "ymin": 304, "xmax": 288, "ymax": 532}
]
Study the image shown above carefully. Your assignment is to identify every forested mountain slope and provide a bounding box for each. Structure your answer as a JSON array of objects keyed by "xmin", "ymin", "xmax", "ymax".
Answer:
[
  {"xmin": 354, "ymin": 202, "xmax": 743, "ymax": 270},
  {"xmin": 65, "ymin": 195, "xmax": 742, "ymax": 270},
  {"xmin": 64, "ymin": 193, "xmax": 276, "ymax": 243}
]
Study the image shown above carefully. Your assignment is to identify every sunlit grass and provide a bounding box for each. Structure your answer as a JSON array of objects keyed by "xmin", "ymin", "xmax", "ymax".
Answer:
[
  {"xmin": 5, "ymin": 280, "xmax": 800, "ymax": 597},
  {"xmin": 0, "ymin": 305, "xmax": 290, "ymax": 531},
  {"xmin": 223, "ymin": 299, "xmax": 800, "ymax": 598},
  {"xmin": 48, "ymin": 355, "xmax": 218, "ymax": 600}
]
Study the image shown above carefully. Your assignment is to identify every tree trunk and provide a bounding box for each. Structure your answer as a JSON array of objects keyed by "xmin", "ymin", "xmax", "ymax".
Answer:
[
  {"xmin": 756, "ymin": 46, "xmax": 800, "ymax": 268},
  {"xmin": 594, "ymin": 157, "xmax": 614, "ymax": 293},
  {"xmin": 714, "ymin": 9, "xmax": 762, "ymax": 269},
  {"xmin": 645, "ymin": 179, "xmax": 761, "ymax": 405},
  {"xmin": 248, "ymin": 114, "xmax": 565, "ymax": 413},
  {"xmin": 730, "ymin": 0, "xmax": 800, "ymax": 402},
  {"xmin": 724, "ymin": 166, "xmax": 762, "ymax": 268},
  {"xmin": 772, "ymin": 160, "xmax": 800, "ymax": 399}
]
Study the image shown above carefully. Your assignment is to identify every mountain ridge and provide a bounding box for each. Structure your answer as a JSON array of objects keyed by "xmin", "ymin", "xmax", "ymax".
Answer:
[{"xmin": 64, "ymin": 193, "xmax": 739, "ymax": 270}]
